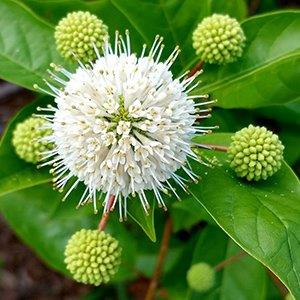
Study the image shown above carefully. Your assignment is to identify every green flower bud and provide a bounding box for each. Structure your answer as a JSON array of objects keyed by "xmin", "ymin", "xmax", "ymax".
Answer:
[
  {"xmin": 228, "ymin": 125, "xmax": 284, "ymax": 181},
  {"xmin": 187, "ymin": 262, "xmax": 215, "ymax": 292},
  {"xmin": 55, "ymin": 11, "xmax": 108, "ymax": 63},
  {"xmin": 64, "ymin": 229, "xmax": 122, "ymax": 286},
  {"xmin": 12, "ymin": 116, "xmax": 53, "ymax": 164},
  {"xmin": 192, "ymin": 14, "xmax": 246, "ymax": 64}
]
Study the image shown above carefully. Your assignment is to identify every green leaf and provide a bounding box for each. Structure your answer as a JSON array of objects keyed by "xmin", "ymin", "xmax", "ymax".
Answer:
[
  {"xmin": 171, "ymin": 198, "xmax": 215, "ymax": 232},
  {"xmin": 0, "ymin": 0, "xmax": 69, "ymax": 90},
  {"xmin": 163, "ymin": 225, "xmax": 269, "ymax": 299},
  {"xmin": 0, "ymin": 183, "xmax": 97, "ymax": 274},
  {"xmin": 0, "ymin": 96, "xmax": 52, "ymax": 197},
  {"xmin": 21, "ymin": 0, "xmax": 247, "ymax": 72},
  {"xmin": 256, "ymin": 101, "xmax": 300, "ymax": 127},
  {"xmin": 196, "ymin": 11, "xmax": 300, "ymax": 108},
  {"xmin": 217, "ymin": 241, "xmax": 267, "ymax": 300},
  {"xmin": 0, "ymin": 183, "xmax": 137, "ymax": 281},
  {"xmin": 188, "ymin": 226, "xmax": 268, "ymax": 300},
  {"xmin": 190, "ymin": 133, "xmax": 300, "ymax": 298},
  {"xmin": 127, "ymin": 194, "xmax": 156, "ymax": 242}
]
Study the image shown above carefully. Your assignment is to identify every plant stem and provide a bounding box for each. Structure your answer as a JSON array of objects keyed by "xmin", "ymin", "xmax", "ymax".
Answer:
[
  {"xmin": 267, "ymin": 269, "xmax": 288, "ymax": 298},
  {"xmin": 249, "ymin": 0, "xmax": 260, "ymax": 15},
  {"xmin": 145, "ymin": 217, "xmax": 173, "ymax": 300},
  {"xmin": 197, "ymin": 143, "xmax": 229, "ymax": 153},
  {"xmin": 98, "ymin": 194, "xmax": 115, "ymax": 231},
  {"xmin": 188, "ymin": 60, "xmax": 204, "ymax": 77},
  {"xmin": 214, "ymin": 251, "xmax": 247, "ymax": 272}
]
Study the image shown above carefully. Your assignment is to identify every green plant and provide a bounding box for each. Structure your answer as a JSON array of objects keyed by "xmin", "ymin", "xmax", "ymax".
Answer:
[{"xmin": 0, "ymin": 0, "xmax": 299, "ymax": 299}]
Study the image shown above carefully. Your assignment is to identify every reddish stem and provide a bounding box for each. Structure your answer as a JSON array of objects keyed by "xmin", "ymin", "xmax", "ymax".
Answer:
[
  {"xmin": 98, "ymin": 195, "xmax": 115, "ymax": 231},
  {"xmin": 145, "ymin": 217, "xmax": 173, "ymax": 300},
  {"xmin": 188, "ymin": 60, "xmax": 204, "ymax": 77},
  {"xmin": 267, "ymin": 269, "xmax": 288, "ymax": 298},
  {"xmin": 200, "ymin": 143, "xmax": 229, "ymax": 153},
  {"xmin": 215, "ymin": 251, "xmax": 247, "ymax": 272}
]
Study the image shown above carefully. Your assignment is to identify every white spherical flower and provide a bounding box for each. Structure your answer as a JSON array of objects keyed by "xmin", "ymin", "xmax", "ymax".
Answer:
[{"xmin": 36, "ymin": 32, "xmax": 215, "ymax": 218}]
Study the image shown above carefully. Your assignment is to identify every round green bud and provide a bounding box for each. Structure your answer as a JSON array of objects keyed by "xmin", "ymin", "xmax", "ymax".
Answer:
[
  {"xmin": 228, "ymin": 124, "xmax": 284, "ymax": 181},
  {"xmin": 187, "ymin": 262, "xmax": 215, "ymax": 292},
  {"xmin": 285, "ymin": 294, "xmax": 295, "ymax": 300},
  {"xmin": 12, "ymin": 116, "xmax": 53, "ymax": 164},
  {"xmin": 64, "ymin": 229, "xmax": 122, "ymax": 286},
  {"xmin": 192, "ymin": 14, "xmax": 246, "ymax": 64},
  {"xmin": 54, "ymin": 11, "xmax": 108, "ymax": 63}
]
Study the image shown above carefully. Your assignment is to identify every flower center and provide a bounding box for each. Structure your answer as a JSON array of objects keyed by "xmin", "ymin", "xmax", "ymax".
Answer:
[
  {"xmin": 107, "ymin": 96, "xmax": 144, "ymax": 124},
  {"xmin": 103, "ymin": 96, "xmax": 147, "ymax": 140}
]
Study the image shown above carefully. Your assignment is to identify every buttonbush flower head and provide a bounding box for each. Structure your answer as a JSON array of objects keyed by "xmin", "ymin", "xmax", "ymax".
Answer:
[
  {"xmin": 65, "ymin": 229, "xmax": 121, "ymax": 285},
  {"xmin": 228, "ymin": 125, "xmax": 284, "ymax": 181},
  {"xmin": 37, "ymin": 31, "xmax": 215, "ymax": 218},
  {"xmin": 55, "ymin": 11, "xmax": 108, "ymax": 63},
  {"xmin": 192, "ymin": 14, "xmax": 246, "ymax": 64},
  {"xmin": 12, "ymin": 116, "xmax": 53, "ymax": 164},
  {"xmin": 187, "ymin": 262, "xmax": 215, "ymax": 292}
]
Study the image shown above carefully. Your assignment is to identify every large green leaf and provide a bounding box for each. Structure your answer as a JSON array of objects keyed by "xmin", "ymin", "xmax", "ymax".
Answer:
[
  {"xmin": 196, "ymin": 11, "xmax": 300, "ymax": 108},
  {"xmin": 21, "ymin": 0, "xmax": 247, "ymax": 71},
  {"xmin": 0, "ymin": 183, "xmax": 96, "ymax": 274},
  {"xmin": 0, "ymin": 0, "xmax": 68, "ymax": 90},
  {"xmin": 190, "ymin": 133, "xmax": 300, "ymax": 298},
  {"xmin": 0, "ymin": 183, "xmax": 137, "ymax": 281}
]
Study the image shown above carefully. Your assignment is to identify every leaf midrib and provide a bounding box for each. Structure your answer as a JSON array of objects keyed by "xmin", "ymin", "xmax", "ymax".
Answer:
[
  {"xmin": 0, "ymin": 177, "xmax": 52, "ymax": 198},
  {"xmin": 198, "ymin": 50, "xmax": 300, "ymax": 92}
]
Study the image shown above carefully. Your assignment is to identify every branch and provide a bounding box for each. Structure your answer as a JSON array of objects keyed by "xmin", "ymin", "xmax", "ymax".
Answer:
[
  {"xmin": 215, "ymin": 251, "xmax": 247, "ymax": 272},
  {"xmin": 188, "ymin": 60, "xmax": 204, "ymax": 77},
  {"xmin": 145, "ymin": 217, "xmax": 173, "ymax": 300},
  {"xmin": 98, "ymin": 195, "xmax": 115, "ymax": 231},
  {"xmin": 249, "ymin": 0, "xmax": 260, "ymax": 15},
  {"xmin": 197, "ymin": 143, "xmax": 229, "ymax": 153}
]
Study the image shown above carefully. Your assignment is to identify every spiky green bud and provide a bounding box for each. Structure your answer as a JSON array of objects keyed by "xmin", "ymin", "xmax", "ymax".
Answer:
[
  {"xmin": 55, "ymin": 11, "xmax": 108, "ymax": 63},
  {"xmin": 12, "ymin": 116, "xmax": 53, "ymax": 164},
  {"xmin": 192, "ymin": 14, "xmax": 246, "ymax": 64},
  {"xmin": 64, "ymin": 229, "xmax": 122, "ymax": 286},
  {"xmin": 228, "ymin": 125, "xmax": 284, "ymax": 181},
  {"xmin": 187, "ymin": 262, "xmax": 215, "ymax": 292}
]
